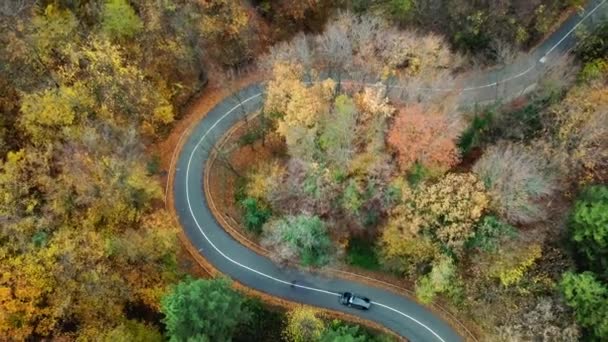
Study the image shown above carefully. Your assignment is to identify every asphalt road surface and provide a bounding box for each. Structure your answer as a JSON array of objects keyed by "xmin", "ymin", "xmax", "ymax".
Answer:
[{"xmin": 173, "ymin": 1, "xmax": 607, "ymax": 341}]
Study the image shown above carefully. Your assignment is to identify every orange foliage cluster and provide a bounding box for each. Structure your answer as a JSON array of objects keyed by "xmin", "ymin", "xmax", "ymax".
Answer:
[{"xmin": 387, "ymin": 105, "xmax": 460, "ymax": 172}]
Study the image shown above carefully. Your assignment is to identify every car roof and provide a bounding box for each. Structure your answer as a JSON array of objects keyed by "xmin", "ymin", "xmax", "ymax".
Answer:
[{"xmin": 350, "ymin": 295, "xmax": 370, "ymax": 307}]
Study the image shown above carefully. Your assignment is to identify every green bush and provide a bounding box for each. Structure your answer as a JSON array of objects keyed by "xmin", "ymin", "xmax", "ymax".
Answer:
[
  {"xmin": 560, "ymin": 271, "xmax": 608, "ymax": 339},
  {"xmin": 579, "ymin": 59, "xmax": 608, "ymax": 83},
  {"xmin": 415, "ymin": 255, "xmax": 457, "ymax": 304},
  {"xmin": 453, "ymin": 11, "xmax": 492, "ymax": 54},
  {"xmin": 466, "ymin": 215, "xmax": 517, "ymax": 252},
  {"xmin": 570, "ymin": 185, "xmax": 608, "ymax": 279},
  {"xmin": 234, "ymin": 177, "xmax": 248, "ymax": 203},
  {"xmin": 342, "ymin": 180, "xmax": 363, "ymax": 214},
  {"xmin": 407, "ymin": 162, "xmax": 431, "ymax": 187},
  {"xmin": 240, "ymin": 197, "xmax": 271, "ymax": 234},
  {"xmin": 321, "ymin": 320, "xmax": 396, "ymax": 342},
  {"xmin": 238, "ymin": 130, "xmax": 260, "ymax": 148},
  {"xmin": 146, "ymin": 155, "xmax": 161, "ymax": 175},
  {"xmin": 263, "ymin": 214, "xmax": 332, "ymax": 266},
  {"xmin": 102, "ymin": 0, "xmax": 143, "ymax": 40},
  {"xmin": 575, "ymin": 22, "xmax": 608, "ymax": 62},
  {"xmin": 458, "ymin": 111, "xmax": 493, "ymax": 156},
  {"xmin": 383, "ymin": 180, "xmax": 403, "ymax": 207},
  {"xmin": 385, "ymin": 0, "xmax": 414, "ymax": 22}
]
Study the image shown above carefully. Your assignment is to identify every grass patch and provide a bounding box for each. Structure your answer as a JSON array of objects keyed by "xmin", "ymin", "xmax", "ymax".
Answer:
[{"xmin": 346, "ymin": 237, "xmax": 380, "ymax": 270}]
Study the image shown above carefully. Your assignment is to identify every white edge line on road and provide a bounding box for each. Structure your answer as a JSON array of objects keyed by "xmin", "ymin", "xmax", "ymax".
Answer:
[
  {"xmin": 363, "ymin": 0, "xmax": 606, "ymax": 93},
  {"xmin": 459, "ymin": 0, "xmax": 607, "ymax": 91},
  {"xmin": 543, "ymin": 0, "xmax": 607, "ymax": 58},
  {"xmin": 184, "ymin": 92, "xmax": 338, "ymax": 301},
  {"xmin": 373, "ymin": 302, "xmax": 447, "ymax": 342},
  {"xmin": 183, "ymin": 92, "xmax": 448, "ymax": 342},
  {"xmin": 178, "ymin": 5, "xmax": 608, "ymax": 339}
]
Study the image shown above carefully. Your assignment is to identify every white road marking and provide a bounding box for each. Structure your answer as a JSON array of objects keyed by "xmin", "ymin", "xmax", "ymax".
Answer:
[
  {"xmin": 364, "ymin": 0, "xmax": 607, "ymax": 92},
  {"xmin": 462, "ymin": 64, "xmax": 536, "ymax": 91},
  {"xmin": 460, "ymin": 0, "xmax": 608, "ymax": 91},
  {"xmin": 373, "ymin": 302, "xmax": 446, "ymax": 342},
  {"xmin": 184, "ymin": 93, "xmax": 339, "ymax": 296},
  {"xmin": 183, "ymin": 92, "xmax": 447, "ymax": 341},
  {"xmin": 542, "ymin": 0, "xmax": 607, "ymax": 58},
  {"xmin": 179, "ymin": 4, "xmax": 606, "ymax": 340}
]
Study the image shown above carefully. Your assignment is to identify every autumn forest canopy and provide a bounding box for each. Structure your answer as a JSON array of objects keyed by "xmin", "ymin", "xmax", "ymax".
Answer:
[{"xmin": 1, "ymin": 0, "xmax": 607, "ymax": 341}]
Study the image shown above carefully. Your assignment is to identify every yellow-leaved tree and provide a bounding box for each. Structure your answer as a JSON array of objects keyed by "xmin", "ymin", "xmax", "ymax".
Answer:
[
  {"xmin": 19, "ymin": 84, "xmax": 93, "ymax": 145},
  {"xmin": 284, "ymin": 306, "xmax": 325, "ymax": 342},
  {"xmin": 30, "ymin": 4, "xmax": 78, "ymax": 63},
  {"xmin": 264, "ymin": 62, "xmax": 335, "ymax": 161},
  {"xmin": 199, "ymin": 0, "xmax": 252, "ymax": 66},
  {"xmin": 548, "ymin": 81, "xmax": 608, "ymax": 181},
  {"xmin": 415, "ymin": 173, "xmax": 489, "ymax": 249},
  {"xmin": 380, "ymin": 173, "xmax": 489, "ymax": 275},
  {"xmin": 0, "ymin": 245, "xmax": 60, "ymax": 340}
]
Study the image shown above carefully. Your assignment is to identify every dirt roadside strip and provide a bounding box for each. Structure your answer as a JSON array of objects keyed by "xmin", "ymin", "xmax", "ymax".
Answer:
[
  {"xmin": 178, "ymin": 224, "xmax": 406, "ymax": 342},
  {"xmin": 160, "ymin": 72, "xmax": 265, "ymax": 207},
  {"xmin": 203, "ymin": 109, "xmax": 482, "ymax": 342},
  {"xmin": 162, "ymin": 75, "xmax": 407, "ymax": 341}
]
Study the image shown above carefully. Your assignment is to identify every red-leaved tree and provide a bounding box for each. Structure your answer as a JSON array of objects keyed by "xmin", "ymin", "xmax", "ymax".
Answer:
[{"xmin": 387, "ymin": 105, "xmax": 460, "ymax": 172}]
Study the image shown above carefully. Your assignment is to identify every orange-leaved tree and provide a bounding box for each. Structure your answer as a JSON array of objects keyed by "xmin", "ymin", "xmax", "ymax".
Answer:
[{"xmin": 387, "ymin": 105, "xmax": 460, "ymax": 173}]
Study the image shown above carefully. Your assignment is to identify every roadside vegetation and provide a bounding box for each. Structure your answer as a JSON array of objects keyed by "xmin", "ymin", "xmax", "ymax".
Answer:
[
  {"xmin": 0, "ymin": 0, "xmax": 604, "ymax": 340},
  {"xmin": 160, "ymin": 277, "xmax": 394, "ymax": 342},
  {"xmin": 215, "ymin": 9, "xmax": 608, "ymax": 342}
]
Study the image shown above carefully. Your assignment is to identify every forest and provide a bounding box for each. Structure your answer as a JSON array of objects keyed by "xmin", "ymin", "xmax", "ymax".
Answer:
[{"xmin": 0, "ymin": 0, "xmax": 606, "ymax": 341}]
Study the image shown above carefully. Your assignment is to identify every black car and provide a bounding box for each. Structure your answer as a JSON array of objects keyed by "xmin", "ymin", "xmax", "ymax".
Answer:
[{"xmin": 340, "ymin": 292, "xmax": 371, "ymax": 310}]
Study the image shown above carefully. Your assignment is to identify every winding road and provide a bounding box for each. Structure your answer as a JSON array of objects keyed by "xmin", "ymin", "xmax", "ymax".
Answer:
[{"xmin": 172, "ymin": 2, "xmax": 607, "ymax": 341}]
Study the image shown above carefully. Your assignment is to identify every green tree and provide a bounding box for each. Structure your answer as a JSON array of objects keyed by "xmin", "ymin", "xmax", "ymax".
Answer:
[
  {"xmin": 240, "ymin": 197, "xmax": 271, "ymax": 234},
  {"xmin": 102, "ymin": 0, "xmax": 144, "ymax": 40},
  {"xmin": 560, "ymin": 272, "xmax": 608, "ymax": 339},
  {"xmin": 319, "ymin": 95, "xmax": 358, "ymax": 168},
  {"xmin": 342, "ymin": 179, "xmax": 363, "ymax": 215},
  {"xmin": 453, "ymin": 10, "xmax": 491, "ymax": 53},
  {"xmin": 320, "ymin": 322, "xmax": 367, "ymax": 342},
  {"xmin": 415, "ymin": 255, "xmax": 457, "ymax": 303},
  {"xmin": 161, "ymin": 277, "xmax": 250, "ymax": 342},
  {"xmin": 466, "ymin": 215, "xmax": 517, "ymax": 252},
  {"xmin": 262, "ymin": 214, "xmax": 332, "ymax": 266},
  {"xmin": 570, "ymin": 186, "xmax": 608, "ymax": 279},
  {"xmin": 384, "ymin": 0, "xmax": 414, "ymax": 22},
  {"xmin": 234, "ymin": 298, "xmax": 284, "ymax": 342}
]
